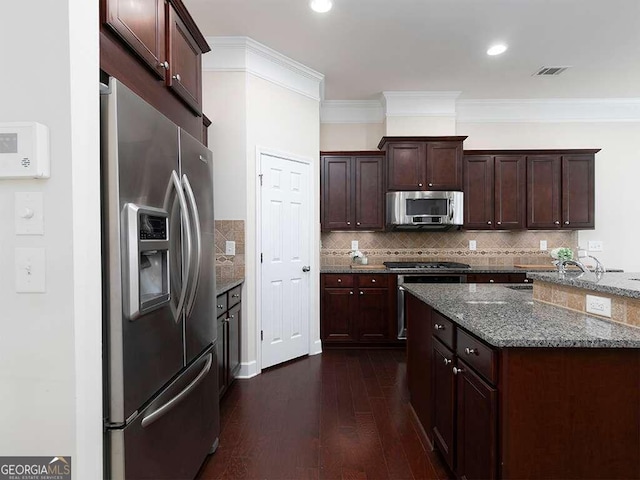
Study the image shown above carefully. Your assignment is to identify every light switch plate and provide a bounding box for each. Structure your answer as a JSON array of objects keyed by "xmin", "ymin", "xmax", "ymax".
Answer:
[
  {"xmin": 15, "ymin": 247, "xmax": 46, "ymax": 293},
  {"xmin": 469, "ymin": 240, "xmax": 477, "ymax": 251},
  {"xmin": 351, "ymin": 240, "xmax": 358, "ymax": 251},
  {"xmin": 539, "ymin": 240, "xmax": 547, "ymax": 251},
  {"xmin": 225, "ymin": 241, "xmax": 236, "ymax": 256},
  {"xmin": 15, "ymin": 192, "xmax": 44, "ymax": 235},
  {"xmin": 586, "ymin": 295, "xmax": 611, "ymax": 318},
  {"xmin": 588, "ymin": 240, "xmax": 603, "ymax": 252}
]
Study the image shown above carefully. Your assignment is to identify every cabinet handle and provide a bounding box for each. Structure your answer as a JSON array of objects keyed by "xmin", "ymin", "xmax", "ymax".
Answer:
[
  {"xmin": 371, "ymin": 279, "xmax": 376, "ymax": 283},
  {"xmin": 359, "ymin": 291, "xmax": 364, "ymax": 295},
  {"xmin": 465, "ymin": 347, "xmax": 477, "ymax": 355},
  {"xmin": 217, "ymin": 304, "xmax": 224, "ymax": 309},
  {"xmin": 418, "ymin": 183, "xmax": 423, "ymax": 187},
  {"xmin": 337, "ymin": 278, "xmax": 342, "ymax": 283},
  {"xmin": 487, "ymin": 221, "xmax": 492, "ymax": 225},
  {"xmin": 434, "ymin": 323, "xmax": 445, "ymax": 330},
  {"xmin": 564, "ymin": 221, "xmax": 570, "ymax": 225},
  {"xmin": 232, "ymin": 293, "xmax": 240, "ymax": 298},
  {"xmin": 554, "ymin": 221, "xmax": 560, "ymax": 225},
  {"xmin": 159, "ymin": 61, "xmax": 169, "ymax": 69},
  {"xmin": 173, "ymin": 73, "xmax": 182, "ymax": 82},
  {"xmin": 489, "ymin": 279, "xmax": 494, "ymax": 283},
  {"xmin": 443, "ymin": 358, "xmax": 452, "ymax": 366},
  {"xmin": 428, "ymin": 183, "xmax": 433, "ymax": 187},
  {"xmin": 453, "ymin": 366, "xmax": 465, "ymax": 375}
]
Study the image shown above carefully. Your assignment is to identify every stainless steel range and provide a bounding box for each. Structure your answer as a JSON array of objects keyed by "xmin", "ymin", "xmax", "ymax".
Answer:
[{"xmin": 385, "ymin": 261, "xmax": 471, "ymax": 339}]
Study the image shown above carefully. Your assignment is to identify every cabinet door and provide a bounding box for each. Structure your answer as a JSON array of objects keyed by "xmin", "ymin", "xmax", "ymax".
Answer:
[
  {"xmin": 321, "ymin": 288, "xmax": 356, "ymax": 342},
  {"xmin": 228, "ymin": 303, "xmax": 241, "ymax": 382},
  {"xmin": 354, "ymin": 156, "xmax": 384, "ymax": 230},
  {"xmin": 167, "ymin": 3, "xmax": 202, "ymax": 114},
  {"xmin": 426, "ymin": 142, "xmax": 463, "ymax": 190},
  {"xmin": 216, "ymin": 316, "xmax": 228, "ymax": 398},
  {"xmin": 406, "ymin": 294, "xmax": 433, "ymax": 444},
  {"xmin": 494, "ymin": 155, "xmax": 526, "ymax": 229},
  {"xmin": 562, "ymin": 154, "xmax": 594, "ymax": 229},
  {"xmin": 466, "ymin": 273, "xmax": 511, "ymax": 284},
  {"xmin": 103, "ymin": 0, "xmax": 167, "ymax": 79},
  {"xmin": 356, "ymin": 288, "xmax": 390, "ymax": 342},
  {"xmin": 321, "ymin": 156, "xmax": 353, "ymax": 230},
  {"xmin": 527, "ymin": 155, "xmax": 562, "ymax": 229},
  {"xmin": 387, "ymin": 143, "xmax": 426, "ymax": 190},
  {"xmin": 432, "ymin": 340, "xmax": 456, "ymax": 469},
  {"xmin": 463, "ymin": 155, "xmax": 493, "ymax": 229},
  {"xmin": 456, "ymin": 361, "xmax": 497, "ymax": 480}
]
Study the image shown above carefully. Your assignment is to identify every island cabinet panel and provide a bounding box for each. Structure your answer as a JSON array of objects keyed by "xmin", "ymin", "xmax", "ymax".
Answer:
[
  {"xmin": 406, "ymin": 293, "xmax": 433, "ymax": 445},
  {"xmin": 387, "ymin": 143, "xmax": 426, "ymax": 190},
  {"xmin": 320, "ymin": 153, "xmax": 384, "ymax": 231},
  {"xmin": 500, "ymin": 348, "xmax": 640, "ymax": 479},
  {"xmin": 320, "ymin": 274, "xmax": 398, "ymax": 346},
  {"xmin": 432, "ymin": 339, "xmax": 456, "ymax": 468},
  {"xmin": 456, "ymin": 361, "xmax": 497, "ymax": 480}
]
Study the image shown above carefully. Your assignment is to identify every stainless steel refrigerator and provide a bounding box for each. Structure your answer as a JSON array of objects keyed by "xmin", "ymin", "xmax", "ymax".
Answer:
[{"xmin": 100, "ymin": 78, "xmax": 219, "ymax": 479}]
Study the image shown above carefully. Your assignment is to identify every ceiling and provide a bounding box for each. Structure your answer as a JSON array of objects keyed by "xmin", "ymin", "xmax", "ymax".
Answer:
[{"xmin": 183, "ymin": 0, "xmax": 640, "ymax": 101}]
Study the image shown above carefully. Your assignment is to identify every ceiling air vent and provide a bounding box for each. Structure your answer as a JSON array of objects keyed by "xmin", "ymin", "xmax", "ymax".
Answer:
[{"xmin": 534, "ymin": 66, "xmax": 570, "ymax": 76}]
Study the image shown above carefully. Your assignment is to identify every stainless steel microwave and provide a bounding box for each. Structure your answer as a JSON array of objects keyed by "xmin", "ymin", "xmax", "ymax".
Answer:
[{"xmin": 386, "ymin": 191, "xmax": 464, "ymax": 230}]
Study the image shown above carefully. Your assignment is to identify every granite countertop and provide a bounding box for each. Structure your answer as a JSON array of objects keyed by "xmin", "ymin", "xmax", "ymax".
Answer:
[
  {"xmin": 527, "ymin": 272, "xmax": 640, "ymax": 300},
  {"xmin": 321, "ymin": 265, "xmax": 559, "ymax": 274},
  {"xmin": 216, "ymin": 278, "xmax": 244, "ymax": 296},
  {"xmin": 403, "ymin": 283, "xmax": 640, "ymax": 348}
]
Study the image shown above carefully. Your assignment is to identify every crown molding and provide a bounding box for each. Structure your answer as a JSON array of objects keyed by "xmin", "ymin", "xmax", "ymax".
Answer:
[
  {"xmin": 203, "ymin": 36, "xmax": 324, "ymax": 101},
  {"xmin": 382, "ymin": 91, "xmax": 461, "ymax": 117},
  {"xmin": 457, "ymin": 98, "xmax": 640, "ymax": 123},
  {"xmin": 320, "ymin": 100, "xmax": 384, "ymax": 124}
]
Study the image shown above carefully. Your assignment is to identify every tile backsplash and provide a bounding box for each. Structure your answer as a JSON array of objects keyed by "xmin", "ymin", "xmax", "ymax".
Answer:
[
  {"xmin": 321, "ymin": 230, "xmax": 578, "ymax": 267},
  {"xmin": 215, "ymin": 220, "xmax": 245, "ymax": 280}
]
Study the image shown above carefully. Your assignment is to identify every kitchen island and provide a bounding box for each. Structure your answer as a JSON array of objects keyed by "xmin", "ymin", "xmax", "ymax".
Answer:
[{"xmin": 404, "ymin": 282, "xmax": 640, "ymax": 479}]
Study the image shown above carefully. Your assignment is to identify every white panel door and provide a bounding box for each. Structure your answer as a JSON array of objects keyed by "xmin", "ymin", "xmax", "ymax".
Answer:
[{"xmin": 260, "ymin": 153, "xmax": 311, "ymax": 369}]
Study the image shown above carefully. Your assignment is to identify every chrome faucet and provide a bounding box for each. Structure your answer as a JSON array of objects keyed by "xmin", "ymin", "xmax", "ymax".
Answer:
[
  {"xmin": 584, "ymin": 254, "xmax": 606, "ymax": 274},
  {"xmin": 555, "ymin": 258, "xmax": 590, "ymax": 273}
]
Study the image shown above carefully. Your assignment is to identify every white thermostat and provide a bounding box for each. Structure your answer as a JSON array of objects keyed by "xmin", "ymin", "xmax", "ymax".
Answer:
[{"xmin": 0, "ymin": 122, "xmax": 50, "ymax": 179}]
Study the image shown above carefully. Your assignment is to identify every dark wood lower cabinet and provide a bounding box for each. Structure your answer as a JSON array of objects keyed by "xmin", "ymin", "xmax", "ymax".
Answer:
[
  {"xmin": 321, "ymin": 288, "xmax": 356, "ymax": 343},
  {"xmin": 432, "ymin": 339, "xmax": 456, "ymax": 468},
  {"xmin": 356, "ymin": 288, "xmax": 390, "ymax": 342},
  {"xmin": 216, "ymin": 286, "xmax": 242, "ymax": 398}
]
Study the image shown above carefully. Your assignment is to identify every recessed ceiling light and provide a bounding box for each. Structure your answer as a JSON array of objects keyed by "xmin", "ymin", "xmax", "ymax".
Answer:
[
  {"xmin": 487, "ymin": 44, "xmax": 508, "ymax": 56},
  {"xmin": 310, "ymin": 0, "xmax": 333, "ymax": 13}
]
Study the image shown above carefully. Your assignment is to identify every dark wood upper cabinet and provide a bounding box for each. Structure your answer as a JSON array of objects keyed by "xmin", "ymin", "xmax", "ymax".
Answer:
[
  {"xmin": 525, "ymin": 150, "xmax": 598, "ymax": 229},
  {"xmin": 320, "ymin": 152, "xmax": 384, "ymax": 232},
  {"xmin": 379, "ymin": 137, "xmax": 467, "ymax": 191},
  {"xmin": 464, "ymin": 154, "xmax": 525, "ymax": 230},
  {"xmin": 167, "ymin": 2, "xmax": 202, "ymax": 115},
  {"xmin": 103, "ymin": 0, "xmax": 167, "ymax": 79}
]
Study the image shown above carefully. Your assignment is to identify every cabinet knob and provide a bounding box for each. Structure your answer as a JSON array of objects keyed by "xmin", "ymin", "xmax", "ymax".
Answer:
[
  {"xmin": 232, "ymin": 293, "xmax": 240, "ymax": 298},
  {"xmin": 217, "ymin": 304, "xmax": 224, "ymax": 309},
  {"xmin": 350, "ymin": 291, "xmax": 354, "ymax": 295},
  {"xmin": 489, "ymin": 279, "xmax": 494, "ymax": 283},
  {"xmin": 453, "ymin": 366, "xmax": 465, "ymax": 375},
  {"xmin": 346, "ymin": 222, "xmax": 351, "ymax": 225},
  {"xmin": 555, "ymin": 221, "xmax": 560, "ymax": 225},
  {"xmin": 230, "ymin": 314, "xmax": 235, "ymax": 319},
  {"xmin": 418, "ymin": 183, "xmax": 423, "ymax": 187},
  {"xmin": 524, "ymin": 279, "xmax": 529, "ymax": 283},
  {"xmin": 359, "ymin": 291, "xmax": 364, "ymax": 295},
  {"xmin": 444, "ymin": 358, "xmax": 452, "ymax": 366},
  {"xmin": 564, "ymin": 221, "xmax": 570, "ymax": 225},
  {"xmin": 497, "ymin": 221, "xmax": 502, "ymax": 225},
  {"xmin": 356, "ymin": 222, "xmax": 361, "ymax": 226},
  {"xmin": 434, "ymin": 323, "xmax": 445, "ymax": 330},
  {"xmin": 224, "ymin": 318, "xmax": 230, "ymax": 323},
  {"xmin": 487, "ymin": 221, "xmax": 492, "ymax": 225},
  {"xmin": 159, "ymin": 61, "xmax": 169, "ymax": 69},
  {"xmin": 428, "ymin": 183, "xmax": 433, "ymax": 187},
  {"xmin": 371, "ymin": 279, "xmax": 376, "ymax": 283},
  {"xmin": 173, "ymin": 73, "xmax": 182, "ymax": 82},
  {"xmin": 465, "ymin": 347, "xmax": 478, "ymax": 355}
]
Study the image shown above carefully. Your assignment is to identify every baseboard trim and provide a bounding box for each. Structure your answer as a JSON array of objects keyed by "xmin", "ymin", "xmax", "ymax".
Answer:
[{"xmin": 236, "ymin": 361, "xmax": 259, "ymax": 379}]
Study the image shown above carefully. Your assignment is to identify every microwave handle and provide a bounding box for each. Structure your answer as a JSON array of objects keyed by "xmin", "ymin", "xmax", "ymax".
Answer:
[{"xmin": 449, "ymin": 198, "xmax": 455, "ymax": 221}]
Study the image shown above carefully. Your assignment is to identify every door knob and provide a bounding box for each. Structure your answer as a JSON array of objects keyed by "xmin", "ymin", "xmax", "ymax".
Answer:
[{"xmin": 302, "ymin": 266, "xmax": 311, "ymax": 272}]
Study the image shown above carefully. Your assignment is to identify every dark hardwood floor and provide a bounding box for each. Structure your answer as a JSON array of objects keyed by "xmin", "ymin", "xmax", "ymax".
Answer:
[{"xmin": 197, "ymin": 350, "xmax": 452, "ymax": 480}]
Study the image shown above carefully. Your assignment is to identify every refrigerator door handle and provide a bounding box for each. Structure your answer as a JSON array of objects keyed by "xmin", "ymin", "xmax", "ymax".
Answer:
[
  {"xmin": 182, "ymin": 174, "xmax": 202, "ymax": 318},
  {"xmin": 164, "ymin": 170, "xmax": 192, "ymax": 322},
  {"xmin": 140, "ymin": 353, "xmax": 212, "ymax": 429}
]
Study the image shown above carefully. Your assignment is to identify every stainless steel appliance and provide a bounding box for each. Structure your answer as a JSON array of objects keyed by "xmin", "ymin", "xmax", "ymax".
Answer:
[
  {"xmin": 101, "ymin": 79, "xmax": 219, "ymax": 479},
  {"xmin": 386, "ymin": 191, "xmax": 464, "ymax": 230},
  {"xmin": 386, "ymin": 262, "xmax": 470, "ymax": 339}
]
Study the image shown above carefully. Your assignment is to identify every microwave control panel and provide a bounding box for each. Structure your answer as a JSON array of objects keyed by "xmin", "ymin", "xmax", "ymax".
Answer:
[{"xmin": 0, "ymin": 122, "xmax": 50, "ymax": 179}]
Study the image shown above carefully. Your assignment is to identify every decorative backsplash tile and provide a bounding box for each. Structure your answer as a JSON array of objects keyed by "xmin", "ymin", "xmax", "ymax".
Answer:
[
  {"xmin": 321, "ymin": 230, "xmax": 578, "ymax": 266},
  {"xmin": 215, "ymin": 220, "xmax": 245, "ymax": 280}
]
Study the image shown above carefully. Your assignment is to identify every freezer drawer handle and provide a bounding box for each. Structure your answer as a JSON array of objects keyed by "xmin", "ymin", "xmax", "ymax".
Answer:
[
  {"xmin": 163, "ymin": 170, "xmax": 192, "ymax": 322},
  {"xmin": 141, "ymin": 353, "xmax": 213, "ymax": 429},
  {"xmin": 182, "ymin": 174, "xmax": 202, "ymax": 317}
]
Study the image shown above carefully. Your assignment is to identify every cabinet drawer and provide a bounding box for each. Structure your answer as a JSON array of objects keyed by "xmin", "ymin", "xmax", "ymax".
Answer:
[
  {"xmin": 228, "ymin": 285, "xmax": 242, "ymax": 307},
  {"xmin": 432, "ymin": 311, "xmax": 455, "ymax": 349},
  {"xmin": 323, "ymin": 274, "xmax": 354, "ymax": 288},
  {"xmin": 456, "ymin": 329, "xmax": 497, "ymax": 384},
  {"xmin": 357, "ymin": 274, "xmax": 388, "ymax": 287},
  {"xmin": 468, "ymin": 273, "xmax": 511, "ymax": 284},
  {"xmin": 216, "ymin": 293, "xmax": 227, "ymax": 318},
  {"xmin": 508, "ymin": 273, "xmax": 531, "ymax": 283}
]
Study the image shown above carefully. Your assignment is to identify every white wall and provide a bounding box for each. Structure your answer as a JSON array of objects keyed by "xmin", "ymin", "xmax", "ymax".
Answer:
[
  {"xmin": 385, "ymin": 116, "xmax": 456, "ymax": 136},
  {"xmin": 0, "ymin": 1, "xmax": 101, "ymax": 478},
  {"xmin": 458, "ymin": 121, "xmax": 640, "ymax": 271},
  {"xmin": 320, "ymin": 123, "xmax": 384, "ymax": 151}
]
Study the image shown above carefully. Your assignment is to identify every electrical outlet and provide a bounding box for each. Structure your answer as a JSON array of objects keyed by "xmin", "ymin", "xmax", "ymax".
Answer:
[
  {"xmin": 540, "ymin": 240, "xmax": 547, "ymax": 251},
  {"xmin": 586, "ymin": 295, "xmax": 611, "ymax": 318},
  {"xmin": 351, "ymin": 240, "xmax": 358, "ymax": 251},
  {"xmin": 469, "ymin": 240, "xmax": 477, "ymax": 251},
  {"xmin": 588, "ymin": 240, "xmax": 603, "ymax": 252},
  {"xmin": 225, "ymin": 241, "xmax": 236, "ymax": 256}
]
